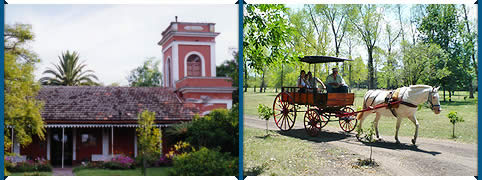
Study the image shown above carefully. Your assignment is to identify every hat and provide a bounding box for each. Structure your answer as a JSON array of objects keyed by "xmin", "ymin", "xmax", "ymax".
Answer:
[{"xmin": 332, "ymin": 68, "xmax": 339, "ymax": 72}]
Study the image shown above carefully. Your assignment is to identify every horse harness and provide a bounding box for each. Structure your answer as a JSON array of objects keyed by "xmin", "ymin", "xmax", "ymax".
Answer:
[{"xmin": 364, "ymin": 88, "xmax": 418, "ymax": 118}]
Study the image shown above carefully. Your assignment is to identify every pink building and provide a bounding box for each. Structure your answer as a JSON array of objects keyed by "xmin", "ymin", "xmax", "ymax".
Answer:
[
  {"xmin": 8, "ymin": 20, "xmax": 235, "ymax": 168},
  {"xmin": 158, "ymin": 21, "xmax": 235, "ymax": 114}
]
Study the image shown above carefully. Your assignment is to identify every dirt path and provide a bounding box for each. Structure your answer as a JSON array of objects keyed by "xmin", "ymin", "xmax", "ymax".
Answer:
[{"xmin": 244, "ymin": 115, "xmax": 477, "ymax": 176}]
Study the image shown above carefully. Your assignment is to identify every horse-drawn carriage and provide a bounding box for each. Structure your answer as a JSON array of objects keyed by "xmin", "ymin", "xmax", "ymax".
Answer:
[{"xmin": 272, "ymin": 56, "xmax": 357, "ymax": 136}]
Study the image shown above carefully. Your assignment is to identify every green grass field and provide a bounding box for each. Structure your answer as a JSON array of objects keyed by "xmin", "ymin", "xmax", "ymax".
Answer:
[
  {"xmin": 244, "ymin": 127, "xmax": 332, "ymax": 176},
  {"xmin": 74, "ymin": 167, "xmax": 171, "ymax": 176},
  {"xmin": 9, "ymin": 172, "xmax": 52, "ymax": 176},
  {"xmin": 244, "ymin": 88, "xmax": 477, "ymax": 143}
]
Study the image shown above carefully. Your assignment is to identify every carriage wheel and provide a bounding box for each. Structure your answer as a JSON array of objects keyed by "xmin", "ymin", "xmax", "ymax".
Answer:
[
  {"xmin": 304, "ymin": 109, "xmax": 322, "ymax": 136},
  {"xmin": 339, "ymin": 107, "xmax": 357, "ymax": 132},
  {"xmin": 273, "ymin": 92, "xmax": 296, "ymax": 131},
  {"xmin": 319, "ymin": 111, "xmax": 329, "ymax": 128}
]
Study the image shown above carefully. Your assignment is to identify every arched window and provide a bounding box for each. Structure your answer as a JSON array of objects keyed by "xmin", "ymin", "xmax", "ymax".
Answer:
[{"xmin": 186, "ymin": 54, "xmax": 202, "ymax": 77}]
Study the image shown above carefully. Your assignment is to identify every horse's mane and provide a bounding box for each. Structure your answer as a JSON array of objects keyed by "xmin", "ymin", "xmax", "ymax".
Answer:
[{"xmin": 408, "ymin": 85, "xmax": 432, "ymax": 89}]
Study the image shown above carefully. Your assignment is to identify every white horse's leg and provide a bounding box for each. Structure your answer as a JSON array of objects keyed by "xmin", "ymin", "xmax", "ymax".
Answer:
[
  {"xmin": 408, "ymin": 115, "xmax": 419, "ymax": 145},
  {"xmin": 356, "ymin": 112, "xmax": 368, "ymax": 140},
  {"xmin": 374, "ymin": 113, "xmax": 381, "ymax": 139},
  {"xmin": 395, "ymin": 117, "xmax": 402, "ymax": 143}
]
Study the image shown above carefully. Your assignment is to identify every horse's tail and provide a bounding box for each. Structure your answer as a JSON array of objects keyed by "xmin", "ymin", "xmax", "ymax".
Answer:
[{"xmin": 356, "ymin": 111, "xmax": 364, "ymax": 120}]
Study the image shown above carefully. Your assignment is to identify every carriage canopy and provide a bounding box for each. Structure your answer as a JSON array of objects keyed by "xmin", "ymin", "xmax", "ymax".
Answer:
[{"xmin": 300, "ymin": 56, "xmax": 352, "ymax": 64}]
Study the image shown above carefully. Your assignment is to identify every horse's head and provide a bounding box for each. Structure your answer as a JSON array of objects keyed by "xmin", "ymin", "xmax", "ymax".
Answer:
[{"xmin": 428, "ymin": 86, "xmax": 441, "ymax": 114}]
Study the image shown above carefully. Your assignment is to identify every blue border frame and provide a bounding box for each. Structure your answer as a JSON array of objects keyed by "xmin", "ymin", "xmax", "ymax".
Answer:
[
  {"xmin": 477, "ymin": 2, "xmax": 480, "ymax": 178},
  {"xmin": 238, "ymin": 1, "xmax": 244, "ymax": 179},
  {"xmin": 1, "ymin": 1, "xmax": 5, "ymax": 179}
]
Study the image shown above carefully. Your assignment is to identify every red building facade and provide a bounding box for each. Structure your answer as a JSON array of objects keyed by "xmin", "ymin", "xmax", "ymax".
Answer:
[
  {"xmin": 158, "ymin": 21, "xmax": 234, "ymax": 114},
  {"xmin": 10, "ymin": 21, "xmax": 234, "ymax": 168}
]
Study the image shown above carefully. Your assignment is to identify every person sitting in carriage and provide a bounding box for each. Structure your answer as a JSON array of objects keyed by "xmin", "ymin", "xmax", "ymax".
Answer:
[
  {"xmin": 297, "ymin": 70, "xmax": 308, "ymax": 93},
  {"xmin": 326, "ymin": 67, "xmax": 348, "ymax": 93},
  {"xmin": 306, "ymin": 71, "xmax": 326, "ymax": 92}
]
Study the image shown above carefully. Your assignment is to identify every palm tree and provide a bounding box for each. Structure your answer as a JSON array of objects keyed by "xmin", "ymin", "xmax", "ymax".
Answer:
[{"xmin": 40, "ymin": 50, "xmax": 99, "ymax": 86}]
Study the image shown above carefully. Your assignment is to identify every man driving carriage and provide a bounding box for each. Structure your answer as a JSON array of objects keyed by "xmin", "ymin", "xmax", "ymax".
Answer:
[{"xmin": 326, "ymin": 67, "xmax": 348, "ymax": 93}]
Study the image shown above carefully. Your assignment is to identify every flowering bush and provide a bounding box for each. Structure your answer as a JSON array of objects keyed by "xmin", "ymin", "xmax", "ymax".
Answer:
[
  {"xmin": 104, "ymin": 155, "xmax": 135, "ymax": 169},
  {"xmin": 166, "ymin": 141, "xmax": 195, "ymax": 158},
  {"xmin": 5, "ymin": 157, "xmax": 52, "ymax": 172},
  {"xmin": 152, "ymin": 155, "xmax": 172, "ymax": 167}
]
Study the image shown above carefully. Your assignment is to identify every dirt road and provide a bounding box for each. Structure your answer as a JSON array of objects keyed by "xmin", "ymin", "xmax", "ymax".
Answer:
[{"xmin": 244, "ymin": 115, "xmax": 477, "ymax": 176}]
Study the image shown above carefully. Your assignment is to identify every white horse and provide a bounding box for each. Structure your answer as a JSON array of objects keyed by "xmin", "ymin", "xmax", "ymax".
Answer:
[{"xmin": 356, "ymin": 85, "xmax": 441, "ymax": 145}]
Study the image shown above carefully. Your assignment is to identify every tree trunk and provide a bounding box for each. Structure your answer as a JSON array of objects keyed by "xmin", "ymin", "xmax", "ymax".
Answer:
[
  {"xmin": 448, "ymin": 90, "xmax": 452, "ymax": 102},
  {"xmin": 142, "ymin": 156, "xmax": 147, "ymax": 176},
  {"xmin": 367, "ymin": 48, "xmax": 375, "ymax": 89},
  {"xmin": 281, "ymin": 63, "xmax": 284, "ymax": 88},
  {"xmin": 260, "ymin": 72, "xmax": 265, "ymax": 93},
  {"xmin": 443, "ymin": 85, "xmax": 446, "ymax": 102},
  {"xmin": 452, "ymin": 123, "xmax": 455, "ymax": 138},
  {"xmin": 244, "ymin": 62, "xmax": 248, "ymax": 92},
  {"xmin": 469, "ymin": 83, "xmax": 474, "ymax": 98}
]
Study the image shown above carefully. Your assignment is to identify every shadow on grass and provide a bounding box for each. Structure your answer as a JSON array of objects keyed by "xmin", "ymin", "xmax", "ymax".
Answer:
[
  {"xmin": 276, "ymin": 128, "xmax": 352, "ymax": 143},
  {"xmin": 244, "ymin": 164, "xmax": 267, "ymax": 176},
  {"xmin": 361, "ymin": 141, "xmax": 441, "ymax": 156}
]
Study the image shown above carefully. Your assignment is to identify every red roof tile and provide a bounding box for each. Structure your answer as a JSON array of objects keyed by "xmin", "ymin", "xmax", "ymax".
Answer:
[{"xmin": 37, "ymin": 86, "xmax": 199, "ymax": 123}]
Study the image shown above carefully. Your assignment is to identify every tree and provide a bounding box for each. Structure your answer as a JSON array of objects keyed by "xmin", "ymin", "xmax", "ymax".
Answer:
[
  {"xmin": 314, "ymin": 5, "xmax": 350, "ymax": 58},
  {"xmin": 418, "ymin": 5, "xmax": 469, "ymax": 101},
  {"xmin": 40, "ymin": 50, "xmax": 99, "ymax": 86},
  {"xmin": 401, "ymin": 42, "xmax": 450, "ymax": 86},
  {"xmin": 127, "ymin": 57, "xmax": 162, "ymax": 87},
  {"xmin": 4, "ymin": 23, "xmax": 45, "ymax": 170},
  {"xmin": 348, "ymin": 5, "xmax": 383, "ymax": 89},
  {"xmin": 136, "ymin": 110, "xmax": 160, "ymax": 176},
  {"xmin": 244, "ymin": 4, "xmax": 298, "ymax": 92},
  {"xmin": 350, "ymin": 56, "xmax": 368, "ymax": 87},
  {"xmin": 447, "ymin": 111, "xmax": 464, "ymax": 138},
  {"xmin": 217, "ymin": 51, "xmax": 239, "ymax": 104},
  {"xmin": 460, "ymin": 4, "xmax": 477, "ymax": 98}
]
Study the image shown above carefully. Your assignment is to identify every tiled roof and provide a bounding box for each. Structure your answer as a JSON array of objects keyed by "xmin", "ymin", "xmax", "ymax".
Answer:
[{"xmin": 37, "ymin": 86, "xmax": 199, "ymax": 123}]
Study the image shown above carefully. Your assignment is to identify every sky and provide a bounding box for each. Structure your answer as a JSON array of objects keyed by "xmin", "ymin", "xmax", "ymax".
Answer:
[{"xmin": 5, "ymin": 4, "xmax": 238, "ymax": 86}]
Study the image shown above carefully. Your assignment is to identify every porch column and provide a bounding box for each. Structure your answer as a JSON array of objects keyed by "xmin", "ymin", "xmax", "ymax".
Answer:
[
  {"xmin": 13, "ymin": 129, "xmax": 20, "ymax": 155},
  {"xmin": 73, "ymin": 128, "xmax": 76, "ymax": 161},
  {"xmin": 102, "ymin": 128, "xmax": 108, "ymax": 155},
  {"xmin": 47, "ymin": 129, "xmax": 50, "ymax": 160},
  {"xmin": 111, "ymin": 126, "xmax": 114, "ymax": 157},
  {"xmin": 62, "ymin": 127, "xmax": 64, "ymax": 169}
]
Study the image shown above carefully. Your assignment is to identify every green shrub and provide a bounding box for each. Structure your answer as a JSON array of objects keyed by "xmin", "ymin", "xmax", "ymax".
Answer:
[
  {"xmin": 186, "ymin": 109, "xmax": 238, "ymax": 156},
  {"xmin": 6, "ymin": 159, "xmax": 52, "ymax": 173},
  {"xmin": 169, "ymin": 147, "xmax": 238, "ymax": 176}
]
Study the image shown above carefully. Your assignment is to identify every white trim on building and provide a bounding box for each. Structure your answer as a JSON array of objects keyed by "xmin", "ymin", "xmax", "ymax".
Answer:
[{"xmin": 184, "ymin": 51, "xmax": 206, "ymax": 77}]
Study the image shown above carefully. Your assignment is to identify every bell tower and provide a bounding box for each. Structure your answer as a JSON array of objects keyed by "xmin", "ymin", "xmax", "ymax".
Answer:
[
  {"xmin": 158, "ymin": 19, "xmax": 234, "ymax": 114},
  {"xmin": 158, "ymin": 20, "xmax": 219, "ymax": 88}
]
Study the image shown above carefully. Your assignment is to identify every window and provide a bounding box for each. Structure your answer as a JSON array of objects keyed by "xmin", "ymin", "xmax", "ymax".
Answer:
[
  {"xmin": 81, "ymin": 133, "xmax": 97, "ymax": 146},
  {"xmin": 186, "ymin": 54, "xmax": 202, "ymax": 77}
]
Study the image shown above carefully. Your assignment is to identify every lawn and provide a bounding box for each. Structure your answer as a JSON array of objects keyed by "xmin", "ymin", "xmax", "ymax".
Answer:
[
  {"xmin": 9, "ymin": 172, "xmax": 52, "ymax": 176},
  {"xmin": 243, "ymin": 127, "xmax": 384, "ymax": 176},
  {"xmin": 244, "ymin": 88, "xmax": 477, "ymax": 143},
  {"xmin": 243, "ymin": 127, "xmax": 331, "ymax": 176},
  {"xmin": 74, "ymin": 167, "xmax": 172, "ymax": 176}
]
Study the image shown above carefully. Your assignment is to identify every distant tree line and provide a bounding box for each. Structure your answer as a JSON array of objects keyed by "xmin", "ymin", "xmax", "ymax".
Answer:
[{"xmin": 244, "ymin": 4, "xmax": 478, "ymax": 101}]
